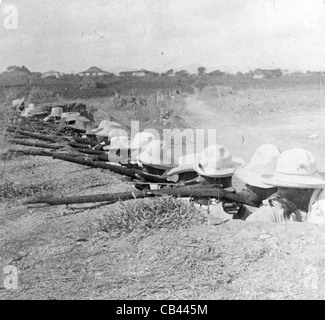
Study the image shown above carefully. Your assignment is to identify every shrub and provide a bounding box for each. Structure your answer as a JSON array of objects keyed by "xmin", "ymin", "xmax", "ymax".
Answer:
[{"xmin": 26, "ymin": 87, "xmax": 62, "ymax": 105}]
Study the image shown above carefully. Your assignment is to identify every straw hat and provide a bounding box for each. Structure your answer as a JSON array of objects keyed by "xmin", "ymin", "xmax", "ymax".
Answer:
[
  {"xmin": 21, "ymin": 104, "xmax": 46, "ymax": 117},
  {"xmin": 167, "ymin": 153, "xmax": 201, "ymax": 176},
  {"xmin": 105, "ymin": 127, "xmax": 128, "ymax": 138},
  {"xmin": 43, "ymin": 107, "xmax": 63, "ymax": 122},
  {"xmin": 194, "ymin": 145, "xmax": 245, "ymax": 178},
  {"xmin": 235, "ymin": 144, "xmax": 281, "ymax": 188},
  {"xmin": 136, "ymin": 139, "xmax": 172, "ymax": 166},
  {"xmin": 130, "ymin": 132, "xmax": 155, "ymax": 149},
  {"xmin": 91, "ymin": 120, "xmax": 122, "ymax": 134},
  {"xmin": 12, "ymin": 98, "xmax": 24, "ymax": 108},
  {"xmin": 85, "ymin": 124, "xmax": 98, "ymax": 136},
  {"xmin": 103, "ymin": 136, "xmax": 131, "ymax": 164},
  {"xmin": 50, "ymin": 107, "xmax": 63, "ymax": 118},
  {"xmin": 12, "ymin": 98, "xmax": 25, "ymax": 112},
  {"xmin": 262, "ymin": 148, "xmax": 325, "ymax": 188},
  {"xmin": 103, "ymin": 136, "xmax": 130, "ymax": 151},
  {"xmin": 20, "ymin": 104, "xmax": 35, "ymax": 117},
  {"xmin": 103, "ymin": 131, "xmax": 155, "ymax": 151},
  {"xmin": 93, "ymin": 122, "xmax": 125, "ymax": 137},
  {"xmin": 67, "ymin": 116, "xmax": 91, "ymax": 131},
  {"xmin": 60, "ymin": 112, "xmax": 81, "ymax": 123}
]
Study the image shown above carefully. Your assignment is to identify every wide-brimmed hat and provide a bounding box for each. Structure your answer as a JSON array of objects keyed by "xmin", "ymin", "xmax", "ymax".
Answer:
[
  {"xmin": 103, "ymin": 131, "xmax": 155, "ymax": 151},
  {"xmin": 85, "ymin": 124, "xmax": 98, "ymax": 136},
  {"xmin": 262, "ymin": 148, "xmax": 325, "ymax": 188},
  {"xmin": 67, "ymin": 116, "xmax": 91, "ymax": 131},
  {"xmin": 103, "ymin": 136, "xmax": 130, "ymax": 151},
  {"xmin": 50, "ymin": 107, "xmax": 63, "ymax": 118},
  {"xmin": 96, "ymin": 126, "xmax": 128, "ymax": 138},
  {"xmin": 130, "ymin": 132, "xmax": 155, "ymax": 149},
  {"xmin": 167, "ymin": 153, "xmax": 201, "ymax": 176},
  {"xmin": 21, "ymin": 104, "xmax": 47, "ymax": 117},
  {"xmin": 136, "ymin": 139, "xmax": 172, "ymax": 166},
  {"xmin": 12, "ymin": 98, "xmax": 25, "ymax": 108},
  {"xmin": 31, "ymin": 104, "xmax": 48, "ymax": 116},
  {"xmin": 20, "ymin": 104, "xmax": 35, "ymax": 117},
  {"xmin": 91, "ymin": 120, "xmax": 122, "ymax": 134},
  {"xmin": 60, "ymin": 112, "xmax": 81, "ymax": 123},
  {"xmin": 235, "ymin": 144, "xmax": 281, "ymax": 188},
  {"xmin": 12, "ymin": 98, "xmax": 25, "ymax": 112},
  {"xmin": 43, "ymin": 107, "xmax": 63, "ymax": 122},
  {"xmin": 194, "ymin": 144, "xmax": 245, "ymax": 178}
]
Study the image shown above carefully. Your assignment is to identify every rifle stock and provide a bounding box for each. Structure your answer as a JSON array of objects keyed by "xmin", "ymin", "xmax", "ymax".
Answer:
[
  {"xmin": 7, "ymin": 149, "xmax": 171, "ymax": 184},
  {"xmin": 24, "ymin": 186, "xmax": 260, "ymax": 207}
]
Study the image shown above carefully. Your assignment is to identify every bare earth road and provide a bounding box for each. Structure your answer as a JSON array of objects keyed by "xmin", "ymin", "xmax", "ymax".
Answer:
[{"xmin": 183, "ymin": 92, "xmax": 325, "ymax": 171}]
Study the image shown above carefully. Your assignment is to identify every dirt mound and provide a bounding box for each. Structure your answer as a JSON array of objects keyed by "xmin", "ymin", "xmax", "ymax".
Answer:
[{"xmin": 2, "ymin": 213, "xmax": 325, "ymax": 300}]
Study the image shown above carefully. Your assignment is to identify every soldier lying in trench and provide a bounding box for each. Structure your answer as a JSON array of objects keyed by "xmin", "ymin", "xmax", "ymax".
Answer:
[
  {"xmin": 224, "ymin": 147, "xmax": 325, "ymax": 224},
  {"xmin": 222, "ymin": 144, "xmax": 280, "ymax": 219}
]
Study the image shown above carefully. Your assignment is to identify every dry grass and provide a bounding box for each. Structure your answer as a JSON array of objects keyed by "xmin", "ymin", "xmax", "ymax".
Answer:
[
  {"xmin": 83, "ymin": 94, "xmax": 188, "ymax": 134},
  {"xmin": 0, "ymin": 88, "xmax": 22, "ymax": 105},
  {"xmin": 199, "ymin": 87, "xmax": 325, "ymax": 116},
  {"xmin": 94, "ymin": 197, "xmax": 207, "ymax": 237},
  {"xmin": 26, "ymin": 87, "xmax": 64, "ymax": 105},
  {"xmin": 0, "ymin": 177, "xmax": 60, "ymax": 199}
]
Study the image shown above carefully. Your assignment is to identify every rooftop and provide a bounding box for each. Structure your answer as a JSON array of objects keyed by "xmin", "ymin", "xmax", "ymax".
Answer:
[{"xmin": 79, "ymin": 66, "xmax": 109, "ymax": 74}]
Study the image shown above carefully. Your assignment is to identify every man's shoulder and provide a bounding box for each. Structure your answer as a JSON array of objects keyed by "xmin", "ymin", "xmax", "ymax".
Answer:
[{"xmin": 245, "ymin": 204, "xmax": 277, "ymax": 222}]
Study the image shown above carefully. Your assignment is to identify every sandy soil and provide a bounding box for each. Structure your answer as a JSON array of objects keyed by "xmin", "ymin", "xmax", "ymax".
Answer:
[
  {"xmin": 183, "ymin": 90, "xmax": 325, "ymax": 188},
  {"xmin": 183, "ymin": 90, "xmax": 325, "ymax": 164},
  {"xmin": 2, "ymin": 89, "xmax": 325, "ymax": 300}
]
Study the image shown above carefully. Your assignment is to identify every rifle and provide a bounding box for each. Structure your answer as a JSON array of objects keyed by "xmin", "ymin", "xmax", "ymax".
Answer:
[
  {"xmin": 6, "ymin": 127, "xmax": 63, "ymax": 143},
  {"xmin": 9, "ymin": 140, "xmax": 103, "ymax": 154},
  {"xmin": 6, "ymin": 127, "xmax": 97, "ymax": 147},
  {"xmin": 24, "ymin": 185, "xmax": 260, "ymax": 207},
  {"xmin": 7, "ymin": 149, "xmax": 170, "ymax": 184}
]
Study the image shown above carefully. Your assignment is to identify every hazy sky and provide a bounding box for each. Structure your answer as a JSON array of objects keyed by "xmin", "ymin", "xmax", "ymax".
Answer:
[{"xmin": 1, "ymin": 0, "xmax": 325, "ymax": 73}]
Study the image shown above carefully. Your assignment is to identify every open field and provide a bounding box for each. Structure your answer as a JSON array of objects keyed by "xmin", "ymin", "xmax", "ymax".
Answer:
[
  {"xmin": 2, "ymin": 82, "xmax": 325, "ymax": 300},
  {"xmin": 191, "ymin": 86, "xmax": 325, "ymax": 169},
  {"xmin": 1, "ymin": 74, "xmax": 324, "ymax": 101},
  {"xmin": 0, "ymin": 75, "xmax": 195, "ymax": 101}
]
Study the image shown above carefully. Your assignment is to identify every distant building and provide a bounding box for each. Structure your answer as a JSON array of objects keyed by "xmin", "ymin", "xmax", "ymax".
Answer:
[
  {"xmin": 253, "ymin": 69, "xmax": 265, "ymax": 79},
  {"xmin": 119, "ymin": 69, "xmax": 156, "ymax": 77},
  {"xmin": 42, "ymin": 70, "xmax": 65, "ymax": 79},
  {"xmin": 281, "ymin": 69, "xmax": 290, "ymax": 76},
  {"xmin": 305, "ymin": 71, "xmax": 322, "ymax": 77},
  {"xmin": 208, "ymin": 70, "xmax": 225, "ymax": 77},
  {"xmin": 253, "ymin": 68, "xmax": 282, "ymax": 79},
  {"xmin": 287, "ymin": 71, "xmax": 304, "ymax": 78},
  {"xmin": 78, "ymin": 66, "xmax": 111, "ymax": 77},
  {"xmin": 264, "ymin": 69, "xmax": 282, "ymax": 78}
]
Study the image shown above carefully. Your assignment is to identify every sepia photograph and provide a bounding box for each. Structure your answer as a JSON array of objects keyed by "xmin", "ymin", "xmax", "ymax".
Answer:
[{"xmin": 1, "ymin": 0, "xmax": 325, "ymax": 302}]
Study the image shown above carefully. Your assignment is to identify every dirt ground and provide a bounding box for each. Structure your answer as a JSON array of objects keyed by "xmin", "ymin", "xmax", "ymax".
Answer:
[{"xmin": 2, "ymin": 87, "xmax": 325, "ymax": 300}]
